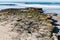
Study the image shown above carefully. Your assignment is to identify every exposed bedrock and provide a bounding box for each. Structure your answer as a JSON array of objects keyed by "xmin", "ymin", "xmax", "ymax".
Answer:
[{"xmin": 0, "ymin": 7, "xmax": 58, "ymax": 40}]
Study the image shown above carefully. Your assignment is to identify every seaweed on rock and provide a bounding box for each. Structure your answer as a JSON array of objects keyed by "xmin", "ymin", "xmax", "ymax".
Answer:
[{"xmin": 0, "ymin": 7, "xmax": 56, "ymax": 40}]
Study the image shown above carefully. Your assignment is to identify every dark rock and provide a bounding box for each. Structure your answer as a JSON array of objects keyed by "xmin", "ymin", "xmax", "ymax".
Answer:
[
  {"xmin": 16, "ymin": 19, "xmax": 22, "ymax": 22},
  {"xmin": 47, "ymin": 13, "xmax": 58, "ymax": 16}
]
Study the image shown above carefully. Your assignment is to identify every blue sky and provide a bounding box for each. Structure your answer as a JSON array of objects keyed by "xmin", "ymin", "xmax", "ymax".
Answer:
[{"xmin": 0, "ymin": 0, "xmax": 60, "ymax": 2}]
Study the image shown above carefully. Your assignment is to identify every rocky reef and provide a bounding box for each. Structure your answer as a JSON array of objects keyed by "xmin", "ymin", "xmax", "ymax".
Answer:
[{"xmin": 0, "ymin": 7, "xmax": 57, "ymax": 40}]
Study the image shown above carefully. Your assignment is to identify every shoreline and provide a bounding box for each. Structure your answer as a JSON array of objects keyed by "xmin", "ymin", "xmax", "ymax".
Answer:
[{"xmin": 0, "ymin": 4, "xmax": 60, "ymax": 15}]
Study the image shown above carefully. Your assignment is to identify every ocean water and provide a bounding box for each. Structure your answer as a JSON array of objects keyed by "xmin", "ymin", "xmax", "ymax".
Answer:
[{"xmin": 0, "ymin": 2, "xmax": 60, "ymax": 15}]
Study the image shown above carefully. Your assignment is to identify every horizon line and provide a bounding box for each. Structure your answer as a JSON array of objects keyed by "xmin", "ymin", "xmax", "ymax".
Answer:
[{"xmin": 0, "ymin": 1, "xmax": 60, "ymax": 2}]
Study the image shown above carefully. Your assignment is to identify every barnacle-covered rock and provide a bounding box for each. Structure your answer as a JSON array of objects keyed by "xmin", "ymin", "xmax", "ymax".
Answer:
[{"xmin": 0, "ymin": 7, "xmax": 55, "ymax": 40}]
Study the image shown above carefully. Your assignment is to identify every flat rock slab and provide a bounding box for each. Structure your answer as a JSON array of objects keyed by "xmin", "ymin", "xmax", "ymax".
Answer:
[{"xmin": 0, "ymin": 20, "xmax": 18, "ymax": 40}]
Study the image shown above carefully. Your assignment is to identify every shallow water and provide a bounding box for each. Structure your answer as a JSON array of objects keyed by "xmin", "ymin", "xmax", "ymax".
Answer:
[
  {"xmin": 43, "ymin": 8, "xmax": 60, "ymax": 15},
  {"xmin": 0, "ymin": 2, "xmax": 60, "ymax": 15}
]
